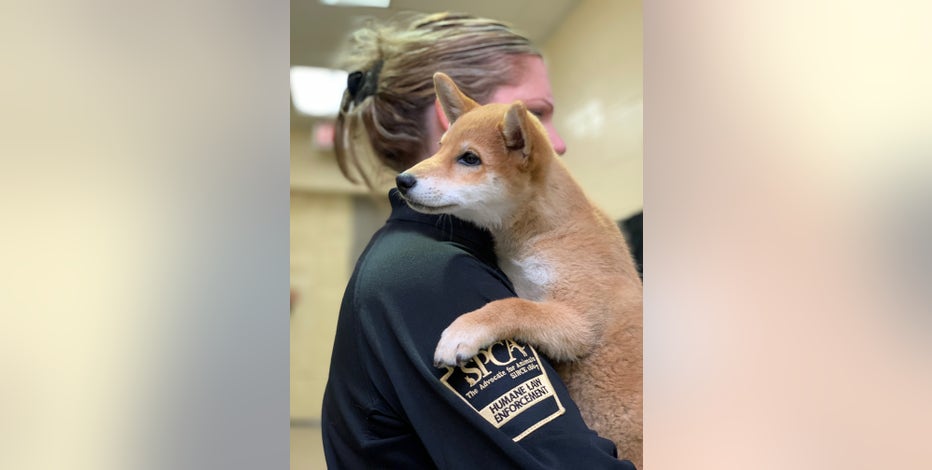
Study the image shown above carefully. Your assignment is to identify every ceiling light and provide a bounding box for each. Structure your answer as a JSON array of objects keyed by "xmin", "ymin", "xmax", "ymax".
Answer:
[
  {"xmin": 319, "ymin": 0, "xmax": 390, "ymax": 7},
  {"xmin": 290, "ymin": 66, "xmax": 348, "ymax": 117}
]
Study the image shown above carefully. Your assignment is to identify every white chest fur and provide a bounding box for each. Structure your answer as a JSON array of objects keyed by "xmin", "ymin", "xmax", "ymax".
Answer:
[{"xmin": 498, "ymin": 254, "xmax": 554, "ymax": 301}]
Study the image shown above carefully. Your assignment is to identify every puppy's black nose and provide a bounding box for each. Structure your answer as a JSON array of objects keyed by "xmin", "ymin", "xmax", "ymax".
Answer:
[{"xmin": 395, "ymin": 173, "xmax": 417, "ymax": 194}]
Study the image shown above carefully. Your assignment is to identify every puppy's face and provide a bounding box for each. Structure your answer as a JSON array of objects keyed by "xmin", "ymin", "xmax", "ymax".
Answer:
[{"xmin": 396, "ymin": 73, "xmax": 553, "ymax": 230}]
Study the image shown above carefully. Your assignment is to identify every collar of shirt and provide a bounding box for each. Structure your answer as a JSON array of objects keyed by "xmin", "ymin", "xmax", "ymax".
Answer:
[{"xmin": 387, "ymin": 188, "xmax": 499, "ymax": 268}]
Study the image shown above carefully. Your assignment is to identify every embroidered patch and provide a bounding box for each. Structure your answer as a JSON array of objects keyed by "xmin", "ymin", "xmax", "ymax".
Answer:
[{"xmin": 439, "ymin": 339, "xmax": 565, "ymax": 441}]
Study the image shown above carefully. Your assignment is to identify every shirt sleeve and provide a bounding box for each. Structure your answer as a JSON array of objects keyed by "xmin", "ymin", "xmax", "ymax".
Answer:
[{"xmin": 356, "ymin": 245, "xmax": 636, "ymax": 469}]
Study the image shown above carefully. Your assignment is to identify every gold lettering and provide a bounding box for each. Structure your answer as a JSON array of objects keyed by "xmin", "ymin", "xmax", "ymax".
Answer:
[
  {"xmin": 447, "ymin": 341, "xmax": 532, "ymax": 388},
  {"xmin": 481, "ymin": 342, "xmax": 514, "ymax": 366},
  {"xmin": 473, "ymin": 355, "xmax": 492, "ymax": 378},
  {"xmin": 505, "ymin": 339, "xmax": 528, "ymax": 359},
  {"xmin": 458, "ymin": 361, "xmax": 483, "ymax": 387}
]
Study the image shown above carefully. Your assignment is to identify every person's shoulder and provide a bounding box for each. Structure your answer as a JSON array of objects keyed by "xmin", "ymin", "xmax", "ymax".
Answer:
[
  {"xmin": 358, "ymin": 224, "xmax": 500, "ymax": 287},
  {"xmin": 344, "ymin": 223, "xmax": 514, "ymax": 349},
  {"xmin": 347, "ymin": 223, "xmax": 513, "ymax": 321}
]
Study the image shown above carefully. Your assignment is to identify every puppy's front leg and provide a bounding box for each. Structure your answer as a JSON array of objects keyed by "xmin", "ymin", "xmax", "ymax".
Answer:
[{"xmin": 433, "ymin": 298, "xmax": 598, "ymax": 367}]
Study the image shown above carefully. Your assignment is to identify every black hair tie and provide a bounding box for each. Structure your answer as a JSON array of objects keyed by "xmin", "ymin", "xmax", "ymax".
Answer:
[
  {"xmin": 347, "ymin": 59, "xmax": 383, "ymax": 105},
  {"xmin": 346, "ymin": 71, "xmax": 364, "ymax": 97}
]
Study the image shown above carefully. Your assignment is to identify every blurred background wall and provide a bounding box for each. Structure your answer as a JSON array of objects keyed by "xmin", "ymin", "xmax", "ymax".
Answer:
[{"xmin": 290, "ymin": 0, "xmax": 642, "ymax": 467}]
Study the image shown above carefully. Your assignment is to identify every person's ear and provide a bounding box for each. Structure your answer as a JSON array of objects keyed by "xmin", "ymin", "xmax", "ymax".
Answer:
[{"xmin": 434, "ymin": 98, "xmax": 451, "ymax": 131}]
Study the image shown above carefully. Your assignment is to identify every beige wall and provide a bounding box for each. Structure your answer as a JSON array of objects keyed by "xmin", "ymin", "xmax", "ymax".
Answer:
[
  {"xmin": 290, "ymin": 122, "xmax": 366, "ymax": 195},
  {"xmin": 544, "ymin": 0, "xmax": 644, "ymax": 221},
  {"xmin": 290, "ymin": 190, "xmax": 354, "ymax": 419}
]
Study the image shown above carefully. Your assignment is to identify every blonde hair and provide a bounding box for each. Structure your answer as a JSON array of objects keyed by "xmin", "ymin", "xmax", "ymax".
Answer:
[{"xmin": 334, "ymin": 12, "xmax": 540, "ymax": 187}]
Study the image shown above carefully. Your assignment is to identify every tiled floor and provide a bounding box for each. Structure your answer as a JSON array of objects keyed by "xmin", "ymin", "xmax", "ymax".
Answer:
[{"xmin": 291, "ymin": 425, "xmax": 326, "ymax": 469}]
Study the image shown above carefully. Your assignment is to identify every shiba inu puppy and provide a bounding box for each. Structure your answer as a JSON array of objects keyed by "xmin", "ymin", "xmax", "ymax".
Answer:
[{"xmin": 396, "ymin": 72, "xmax": 643, "ymax": 467}]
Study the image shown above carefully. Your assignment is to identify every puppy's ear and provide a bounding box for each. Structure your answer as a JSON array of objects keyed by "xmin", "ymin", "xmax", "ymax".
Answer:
[
  {"xmin": 433, "ymin": 72, "xmax": 478, "ymax": 125},
  {"xmin": 502, "ymin": 101, "xmax": 532, "ymax": 157}
]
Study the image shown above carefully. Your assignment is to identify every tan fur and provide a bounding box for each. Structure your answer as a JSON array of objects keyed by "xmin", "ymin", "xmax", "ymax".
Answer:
[{"xmin": 398, "ymin": 73, "xmax": 643, "ymax": 467}]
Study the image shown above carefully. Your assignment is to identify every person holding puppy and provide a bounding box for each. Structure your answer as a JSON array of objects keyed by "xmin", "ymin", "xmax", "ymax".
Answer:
[{"xmin": 321, "ymin": 12, "xmax": 637, "ymax": 469}]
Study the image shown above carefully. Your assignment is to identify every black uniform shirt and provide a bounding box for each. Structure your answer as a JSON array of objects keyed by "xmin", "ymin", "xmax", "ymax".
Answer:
[{"xmin": 321, "ymin": 190, "xmax": 636, "ymax": 469}]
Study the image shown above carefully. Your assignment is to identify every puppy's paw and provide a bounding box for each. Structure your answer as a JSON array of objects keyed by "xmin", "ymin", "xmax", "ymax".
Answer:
[{"xmin": 433, "ymin": 321, "xmax": 495, "ymax": 368}]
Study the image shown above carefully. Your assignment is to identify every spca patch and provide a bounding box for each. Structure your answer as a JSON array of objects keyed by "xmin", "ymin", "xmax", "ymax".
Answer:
[{"xmin": 439, "ymin": 339, "xmax": 565, "ymax": 441}]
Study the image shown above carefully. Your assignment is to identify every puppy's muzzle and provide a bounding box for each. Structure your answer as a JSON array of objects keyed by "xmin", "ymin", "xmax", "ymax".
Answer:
[{"xmin": 395, "ymin": 173, "xmax": 417, "ymax": 195}]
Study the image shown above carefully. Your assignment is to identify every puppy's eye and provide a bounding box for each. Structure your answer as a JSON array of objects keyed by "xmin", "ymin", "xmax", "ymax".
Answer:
[{"xmin": 457, "ymin": 151, "xmax": 481, "ymax": 166}]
